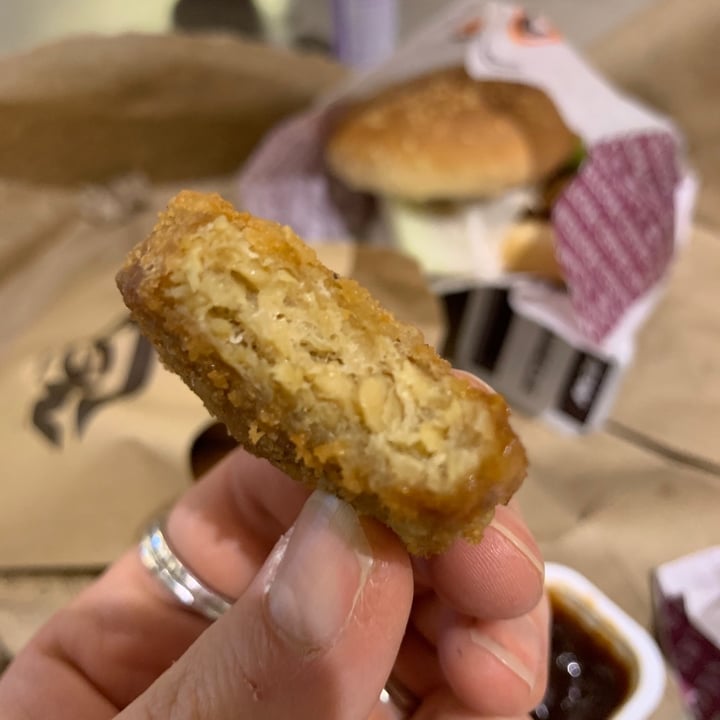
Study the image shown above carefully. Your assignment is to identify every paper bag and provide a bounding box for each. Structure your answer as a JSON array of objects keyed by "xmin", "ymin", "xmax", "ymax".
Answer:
[
  {"xmin": 0, "ymin": 181, "xmax": 442, "ymax": 569},
  {"xmin": 0, "ymin": 33, "xmax": 344, "ymax": 186},
  {"xmin": 1, "ymin": 181, "xmax": 208, "ymax": 569},
  {"xmin": 0, "ymin": 35, "xmax": 443, "ymax": 569}
]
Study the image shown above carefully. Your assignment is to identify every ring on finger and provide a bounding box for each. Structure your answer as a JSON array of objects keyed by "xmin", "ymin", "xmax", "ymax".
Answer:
[
  {"xmin": 139, "ymin": 514, "xmax": 233, "ymax": 621},
  {"xmin": 380, "ymin": 672, "xmax": 421, "ymax": 718}
]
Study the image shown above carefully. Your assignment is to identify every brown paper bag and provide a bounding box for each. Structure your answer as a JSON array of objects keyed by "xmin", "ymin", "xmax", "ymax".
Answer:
[
  {"xmin": 1, "ymin": 180, "xmax": 207, "ymax": 569},
  {"xmin": 0, "ymin": 180, "xmax": 443, "ymax": 569},
  {"xmin": 0, "ymin": 35, "xmax": 443, "ymax": 570},
  {"xmin": 0, "ymin": 33, "xmax": 344, "ymax": 186}
]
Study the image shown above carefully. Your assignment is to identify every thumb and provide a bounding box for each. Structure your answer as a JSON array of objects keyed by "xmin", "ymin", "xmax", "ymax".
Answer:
[{"xmin": 119, "ymin": 491, "xmax": 414, "ymax": 720}]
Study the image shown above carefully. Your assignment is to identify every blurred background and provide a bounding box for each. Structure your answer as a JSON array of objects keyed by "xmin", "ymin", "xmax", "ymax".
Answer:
[
  {"xmin": 1, "ymin": 0, "xmax": 660, "ymax": 54},
  {"xmin": 1, "ymin": 1, "xmax": 719, "ymax": 719}
]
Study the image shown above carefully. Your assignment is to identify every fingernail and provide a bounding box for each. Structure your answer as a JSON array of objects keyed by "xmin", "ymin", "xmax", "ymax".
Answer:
[
  {"xmin": 453, "ymin": 369, "xmax": 495, "ymax": 394},
  {"xmin": 470, "ymin": 616, "xmax": 541, "ymax": 690},
  {"xmin": 266, "ymin": 490, "xmax": 374, "ymax": 650},
  {"xmin": 490, "ymin": 507, "xmax": 545, "ymax": 580}
]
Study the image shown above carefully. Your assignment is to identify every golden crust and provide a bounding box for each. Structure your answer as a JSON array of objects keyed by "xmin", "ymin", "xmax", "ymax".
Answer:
[
  {"xmin": 325, "ymin": 67, "xmax": 578, "ymax": 201},
  {"xmin": 117, "ymin": 190, "xmax": 527, "ymax": 555}
]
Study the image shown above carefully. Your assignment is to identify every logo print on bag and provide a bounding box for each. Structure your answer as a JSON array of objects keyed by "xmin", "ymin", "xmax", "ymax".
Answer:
[{"xmin": 31, "ymin": 316, "xmax": 153, "ymax": 447}]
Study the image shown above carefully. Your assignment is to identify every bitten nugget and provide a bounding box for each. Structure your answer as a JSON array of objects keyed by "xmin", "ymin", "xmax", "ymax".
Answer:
[{"xmin": 116, "ymin": 191, "xmax": 527, "ymax": 555}]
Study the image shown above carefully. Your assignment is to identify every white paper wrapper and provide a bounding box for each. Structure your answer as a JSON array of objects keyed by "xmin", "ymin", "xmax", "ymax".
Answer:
[
  {"xmin": 238, "ymin": 0, "xmax": 698, "ymax": 430},
  {"xmin": 653, "ymin": 547, "xmax": 720, "ymax": 720}
]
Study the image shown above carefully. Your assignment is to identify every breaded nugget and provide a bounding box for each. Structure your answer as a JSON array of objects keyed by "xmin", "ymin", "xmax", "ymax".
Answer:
[{"xmin": 116, "ymin": 191, "xmax": 527, "ymax": 555}]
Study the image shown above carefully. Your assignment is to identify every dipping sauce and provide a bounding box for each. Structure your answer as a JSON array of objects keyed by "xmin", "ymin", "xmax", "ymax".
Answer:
[{"xmin": 532, "ymin": 593, "xmax": 634, "ymax": 720}]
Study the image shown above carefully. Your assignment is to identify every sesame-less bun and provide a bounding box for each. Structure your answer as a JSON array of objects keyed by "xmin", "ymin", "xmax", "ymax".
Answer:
[
  {"xmin": 325, "ymin": 67, "xmax": 578, "ymax": 201},
  {"xmin": 117, "ymin": 191, "xmax": 527, "ymax": 556}
]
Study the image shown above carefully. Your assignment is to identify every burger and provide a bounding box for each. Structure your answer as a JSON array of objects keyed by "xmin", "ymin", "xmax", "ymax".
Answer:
[{"xmin": 324, "ymin": 67, "xmax": 583, "ymax": 286}]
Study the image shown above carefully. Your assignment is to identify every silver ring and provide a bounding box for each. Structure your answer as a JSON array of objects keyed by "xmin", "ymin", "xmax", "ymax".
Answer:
[
  {"xmin": 139, "ymin": 516, "xmax": 233, "ymax": 621},
  {"xmin": 379, "ymin": 673, "xmax": 421, "ymax": 718}
]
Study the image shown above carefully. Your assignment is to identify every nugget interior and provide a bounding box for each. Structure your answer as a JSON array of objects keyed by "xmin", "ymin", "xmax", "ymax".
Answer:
[{"xmin": 117, "ymin": 191, "xmax": 526, "ymax": 554}]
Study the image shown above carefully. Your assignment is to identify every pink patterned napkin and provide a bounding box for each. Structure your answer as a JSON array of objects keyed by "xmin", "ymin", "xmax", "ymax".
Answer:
[{"xmin": 553, "ymin": 131, "xmax": 679, "ymax": 342}]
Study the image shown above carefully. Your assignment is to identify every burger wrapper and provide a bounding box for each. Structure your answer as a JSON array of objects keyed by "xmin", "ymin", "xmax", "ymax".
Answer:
[
  {"xmin": 653, "ymin": 548, "xmax": 720, "ymax": 720},
  {"xmin": 238, "ymin": 0, "xmax": 698, "ymax": 431}
]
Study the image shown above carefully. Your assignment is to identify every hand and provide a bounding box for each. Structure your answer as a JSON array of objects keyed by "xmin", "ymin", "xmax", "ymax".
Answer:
[{"xmin": 1, "ymin": 430, "xmax": 548, "ymax": 720}]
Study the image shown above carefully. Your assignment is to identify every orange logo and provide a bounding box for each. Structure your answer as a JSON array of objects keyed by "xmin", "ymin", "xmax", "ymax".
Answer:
[{"xmin": 508, "ymin": 10, "xmax": 561, "ymax": 46}]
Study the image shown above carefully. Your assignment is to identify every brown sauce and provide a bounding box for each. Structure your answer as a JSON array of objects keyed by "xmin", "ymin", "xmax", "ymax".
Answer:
[{"xmin": 532, "ymin": 593, "xmax": 634, "ymax": 720}]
